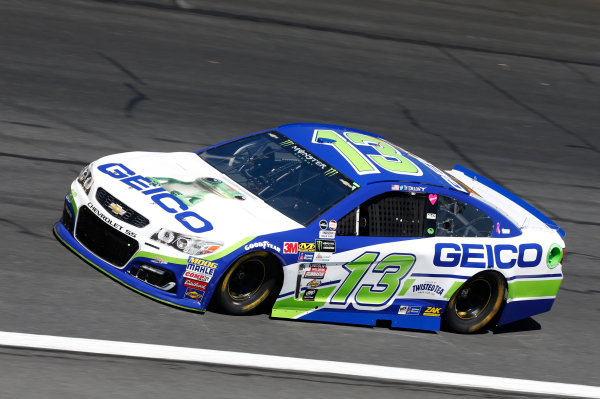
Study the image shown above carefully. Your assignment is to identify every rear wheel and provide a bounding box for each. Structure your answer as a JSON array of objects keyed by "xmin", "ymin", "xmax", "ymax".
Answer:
[
  {"xmin": 214, "ymin": 252, "xmax": 280, "ymax": 315},
  {"xmin": 443, "ymin": 272, "xmax": 506, "ymax": 333}
]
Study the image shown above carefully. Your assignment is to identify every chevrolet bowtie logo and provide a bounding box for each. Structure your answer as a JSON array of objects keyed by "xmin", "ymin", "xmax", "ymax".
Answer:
[{"xmin": 108, "ymin": 203, "xmax": 126, "ymax": 216}]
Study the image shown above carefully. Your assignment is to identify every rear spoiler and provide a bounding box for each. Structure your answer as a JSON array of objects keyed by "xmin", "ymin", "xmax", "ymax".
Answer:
[{"xmin": 448, "ymin": 165, "xmax": 565, "ymax": 239}]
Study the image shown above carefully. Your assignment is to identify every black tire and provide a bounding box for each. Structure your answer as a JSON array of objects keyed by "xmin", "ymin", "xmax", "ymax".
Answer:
[
  {"xmin": 214, "ymin": 252, "xmax": 280, "ymax": 315},
  {"xmin": 442, "ymin": 272, "xmax": 506, "ymax": 333}
]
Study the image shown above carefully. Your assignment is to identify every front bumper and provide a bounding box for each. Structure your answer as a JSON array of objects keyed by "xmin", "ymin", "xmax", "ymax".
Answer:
[{"xmin": 54, "ymin": 203, "xmax": 207, "ymax": 312}]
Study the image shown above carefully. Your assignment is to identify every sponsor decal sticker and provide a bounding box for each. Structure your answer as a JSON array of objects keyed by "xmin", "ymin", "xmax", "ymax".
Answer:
[
  {"xmin": 422, "ymin": 306, "xmax": 442, "ymax": 317},
  {"xmin": 427, "ymin": 228, "xmax": 435, "ymax": 235},
  {"xmin": 400, "ymin": 185, "xmax": 426, "ymax": 192},
  {"xmin": 184, "ymin": 287, "xmax": 204, "ymax": 301},
  {"xmin": 407, "ymin": 306, "xmax": 421, "ymax": 316},
  {"xmin": 185, "ymin": 257, "xmax": 217, "ymax": 279},
  {"xmin": 496, "ymin": 222, "xmax": 501, "ymax": 234},
  {"xmin": 188, "ymin": 257, "xmax": 217, "ymax": 268},
  {"xmin": 98, "ymin": 162, "xmax": 213, "ymax": 233},
  {"xmin": 428, "ymin": 194, "xmax": 438, "ymax": 205},
  {"xmin": 183, "ymin": 270, "xmax": 212, "ymax": 282},
  {"xmin": 304, "ymin": 265, "xmax": 327, "ymax": 279},
  {"xmin": 319, "ymin": 220, "xmax": 327, "ymax": 230},
  {"xmin": 426, "ymin": 213, "xmax": 436, "ymax": 220},
  {"xmin": 307, "ymin": 279, "xmax": 320, "ymax": 288},
  {"xmin": 244, "ymin": 241, "xmax": 281, "ymax": 252},
  {"xmin": 184, "ymin": 279, "xmax": 207, "ymax": 290},
  {"xmin": 434, "ymin": 243, "xmax": 543, "ymax": 269},
  {"xmin": 398, "ymin": 305, "xmax": 408, "ymax": 315},
  {"xmin": 298, "ymin": 242, "xmax": 316, "ymax": 252},
  {"xmin": 151, "ymin": 257, "xmax": 168, "ymax": 265},
  {"xmin": 319, "ymin": 230, "xmax": 335, "ymax": 239},
  {"xmin": 315, "ymin": 239, "xmax": 335, "ymax": 253},
  {"xmin": 329, "ymin": 220, "xmax": 337, "ymax": 231},
  {"xmin": 303, "ymin": 288, "xmax": 317, "ymax": 301},
  {"xmin": 283, "ymin": 242, "xmax": 298, "ymax": 254},
  {"xmin": 297, "ymin": 252, "xmax": 314, "ymax": 262},
  {"xmin": 314, "ymin": 252, "xmax": 331, "ymax": 262},
  {"xmin": 391, "ymin": 184, "xmax": 400, "ymax": 191},
  {"xmin": 411, "ymin": 282, "xmax": 444, "ymax": 296},
  {"xmin": 502, "ymin": 228, "xmax": 510, "ymax": 234}
]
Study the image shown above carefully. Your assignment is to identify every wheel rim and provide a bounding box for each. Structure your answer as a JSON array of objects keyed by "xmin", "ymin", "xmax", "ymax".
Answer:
[
  {"xmin": 227, "ymin": 259, "xmax": 266, "ymax": 301},
  {"xmin": 454, "ymin": 278, "xmax": 492, "ymax": 320}
]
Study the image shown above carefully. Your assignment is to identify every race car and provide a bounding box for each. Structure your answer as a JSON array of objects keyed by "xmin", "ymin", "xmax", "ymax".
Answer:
[{"xmin": 54, "ymin": 123, "xmax": 566, "ymax": 333}]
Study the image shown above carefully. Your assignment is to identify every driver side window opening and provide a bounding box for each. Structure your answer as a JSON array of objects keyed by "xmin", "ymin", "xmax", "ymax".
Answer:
[
  {"xmin": 337, "ymin": 192, "xmax": 493, "ymax": 238},
  {"xmin": 338, "ymin": 192, "xmax": 426, "ymax": 237}
]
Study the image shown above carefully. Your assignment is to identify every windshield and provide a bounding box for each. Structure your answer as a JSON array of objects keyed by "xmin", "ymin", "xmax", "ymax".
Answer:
[{"xmin": 198, "ymin": 131, "xmax": 358, "ymax": 225}]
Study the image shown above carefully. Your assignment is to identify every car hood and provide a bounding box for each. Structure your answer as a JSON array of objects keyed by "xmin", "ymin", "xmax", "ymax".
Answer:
[{"xmin": 91, "ymin": 151, "xmax": 302, "ymax": 247}]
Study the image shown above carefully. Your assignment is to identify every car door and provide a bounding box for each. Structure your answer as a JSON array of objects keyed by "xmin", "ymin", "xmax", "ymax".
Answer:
[{"xmin": 302, "ymin": 189, "xmax": 432, "ymax": 312}]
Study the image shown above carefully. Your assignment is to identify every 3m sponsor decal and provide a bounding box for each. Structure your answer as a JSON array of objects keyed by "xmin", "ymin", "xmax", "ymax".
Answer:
[
  {"xmin": 315, "ymin": 239, "xmax": 335, "ymax": 253},
  {"xmin": 422, "ymin": 306, "xmax": 442, "ymax": 317},
  {"xmin": 297, "ymin": 252, "xmax": 314, "ymax": 262},
  {"xmin": 184, "ymin": 287, "xmax": 204, "ymax": 301},
  {"xmin": 319, "ymin": 230, "xmax": 335, "ymax": 239},
  {"xmin": 304, "ymin": 265, "xmax": 327, "ymax": 279},
  {"xmin": 298, "ymin": 242, "xmax": 315, "ymax": 252},
  {"xmin": 98, "ymin": 162, "xmax": 213, "ymax": 233},
  {"xmin": 283, "ymin": 242, "xmax": 298, "ymax": 254},
  {"xmin": 303, "ymin": 288, "xmax": 317, "ymax": 301},
  {"xmin": 244, "ymin": 241, "xmax": 281, "ymax": 252},
  {"xmin": 434, "ymin": 243, "xmax": 543, "ymax": 269},
  {"xmin": 87, "ymin": 202, "xmax": 137, "ymax": 238},
  {"xmin": 412, "ymin": 283, "xmax": 444, "ymax": 296},
  {"xmin": 184, "ymin": 279, "xmax": 207, "ymax": 290}
]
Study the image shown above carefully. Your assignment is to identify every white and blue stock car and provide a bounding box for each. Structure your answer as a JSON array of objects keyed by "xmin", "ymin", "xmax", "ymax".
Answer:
[{"xmin": 55, "ymin": 123, "xmax": 566, "ymax": 333}]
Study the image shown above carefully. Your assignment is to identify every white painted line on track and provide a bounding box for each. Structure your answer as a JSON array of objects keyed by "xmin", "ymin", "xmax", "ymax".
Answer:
[{"xmin": 0, "ymin": 331, "xmax": 598, "ymax": 398}]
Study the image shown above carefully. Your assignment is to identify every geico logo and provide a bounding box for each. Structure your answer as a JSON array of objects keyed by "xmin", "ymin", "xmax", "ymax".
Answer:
[
  {"xmin": 433, "ymin": 243, "xmax": 542, "ymax": 269},
  {"xmin": 98, "ymin": 163, "xmax": 213, "ymax": 233}
]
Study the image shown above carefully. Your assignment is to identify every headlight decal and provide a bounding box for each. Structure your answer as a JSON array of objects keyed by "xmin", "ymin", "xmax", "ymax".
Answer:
[{"xmin": 151, "ymin": 228, "xmax": 222, "ymax": 256}]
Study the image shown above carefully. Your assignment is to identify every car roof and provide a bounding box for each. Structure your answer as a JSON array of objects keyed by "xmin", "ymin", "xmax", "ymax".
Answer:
[{"xmin": 276, "ymin": 123, "xmax": 462, "ymax": 191}]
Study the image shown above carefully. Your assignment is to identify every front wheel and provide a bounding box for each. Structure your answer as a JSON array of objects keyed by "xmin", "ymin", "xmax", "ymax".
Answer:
[
  {"xmin": 214, "ymin": 252, "xmax": 280, "ymax": 315},
  {"xmin": 442, "ymin": 272, "xmax": 506, "ymax": 333}
]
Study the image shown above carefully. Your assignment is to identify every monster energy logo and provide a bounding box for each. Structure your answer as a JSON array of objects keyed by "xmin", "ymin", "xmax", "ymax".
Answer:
[
  {"xmin": 324, "ymin": 168, "xmax": 338, "ymax": 177},
  {"xmin": 315, "ymin": 239, "xmax": 335, "ymax": 252}
]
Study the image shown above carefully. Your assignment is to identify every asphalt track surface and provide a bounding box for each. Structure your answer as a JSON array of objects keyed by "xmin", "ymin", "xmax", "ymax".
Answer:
[{"xmin": 0, "ymin": 0, "xmax": 599, "ymax": 397}]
